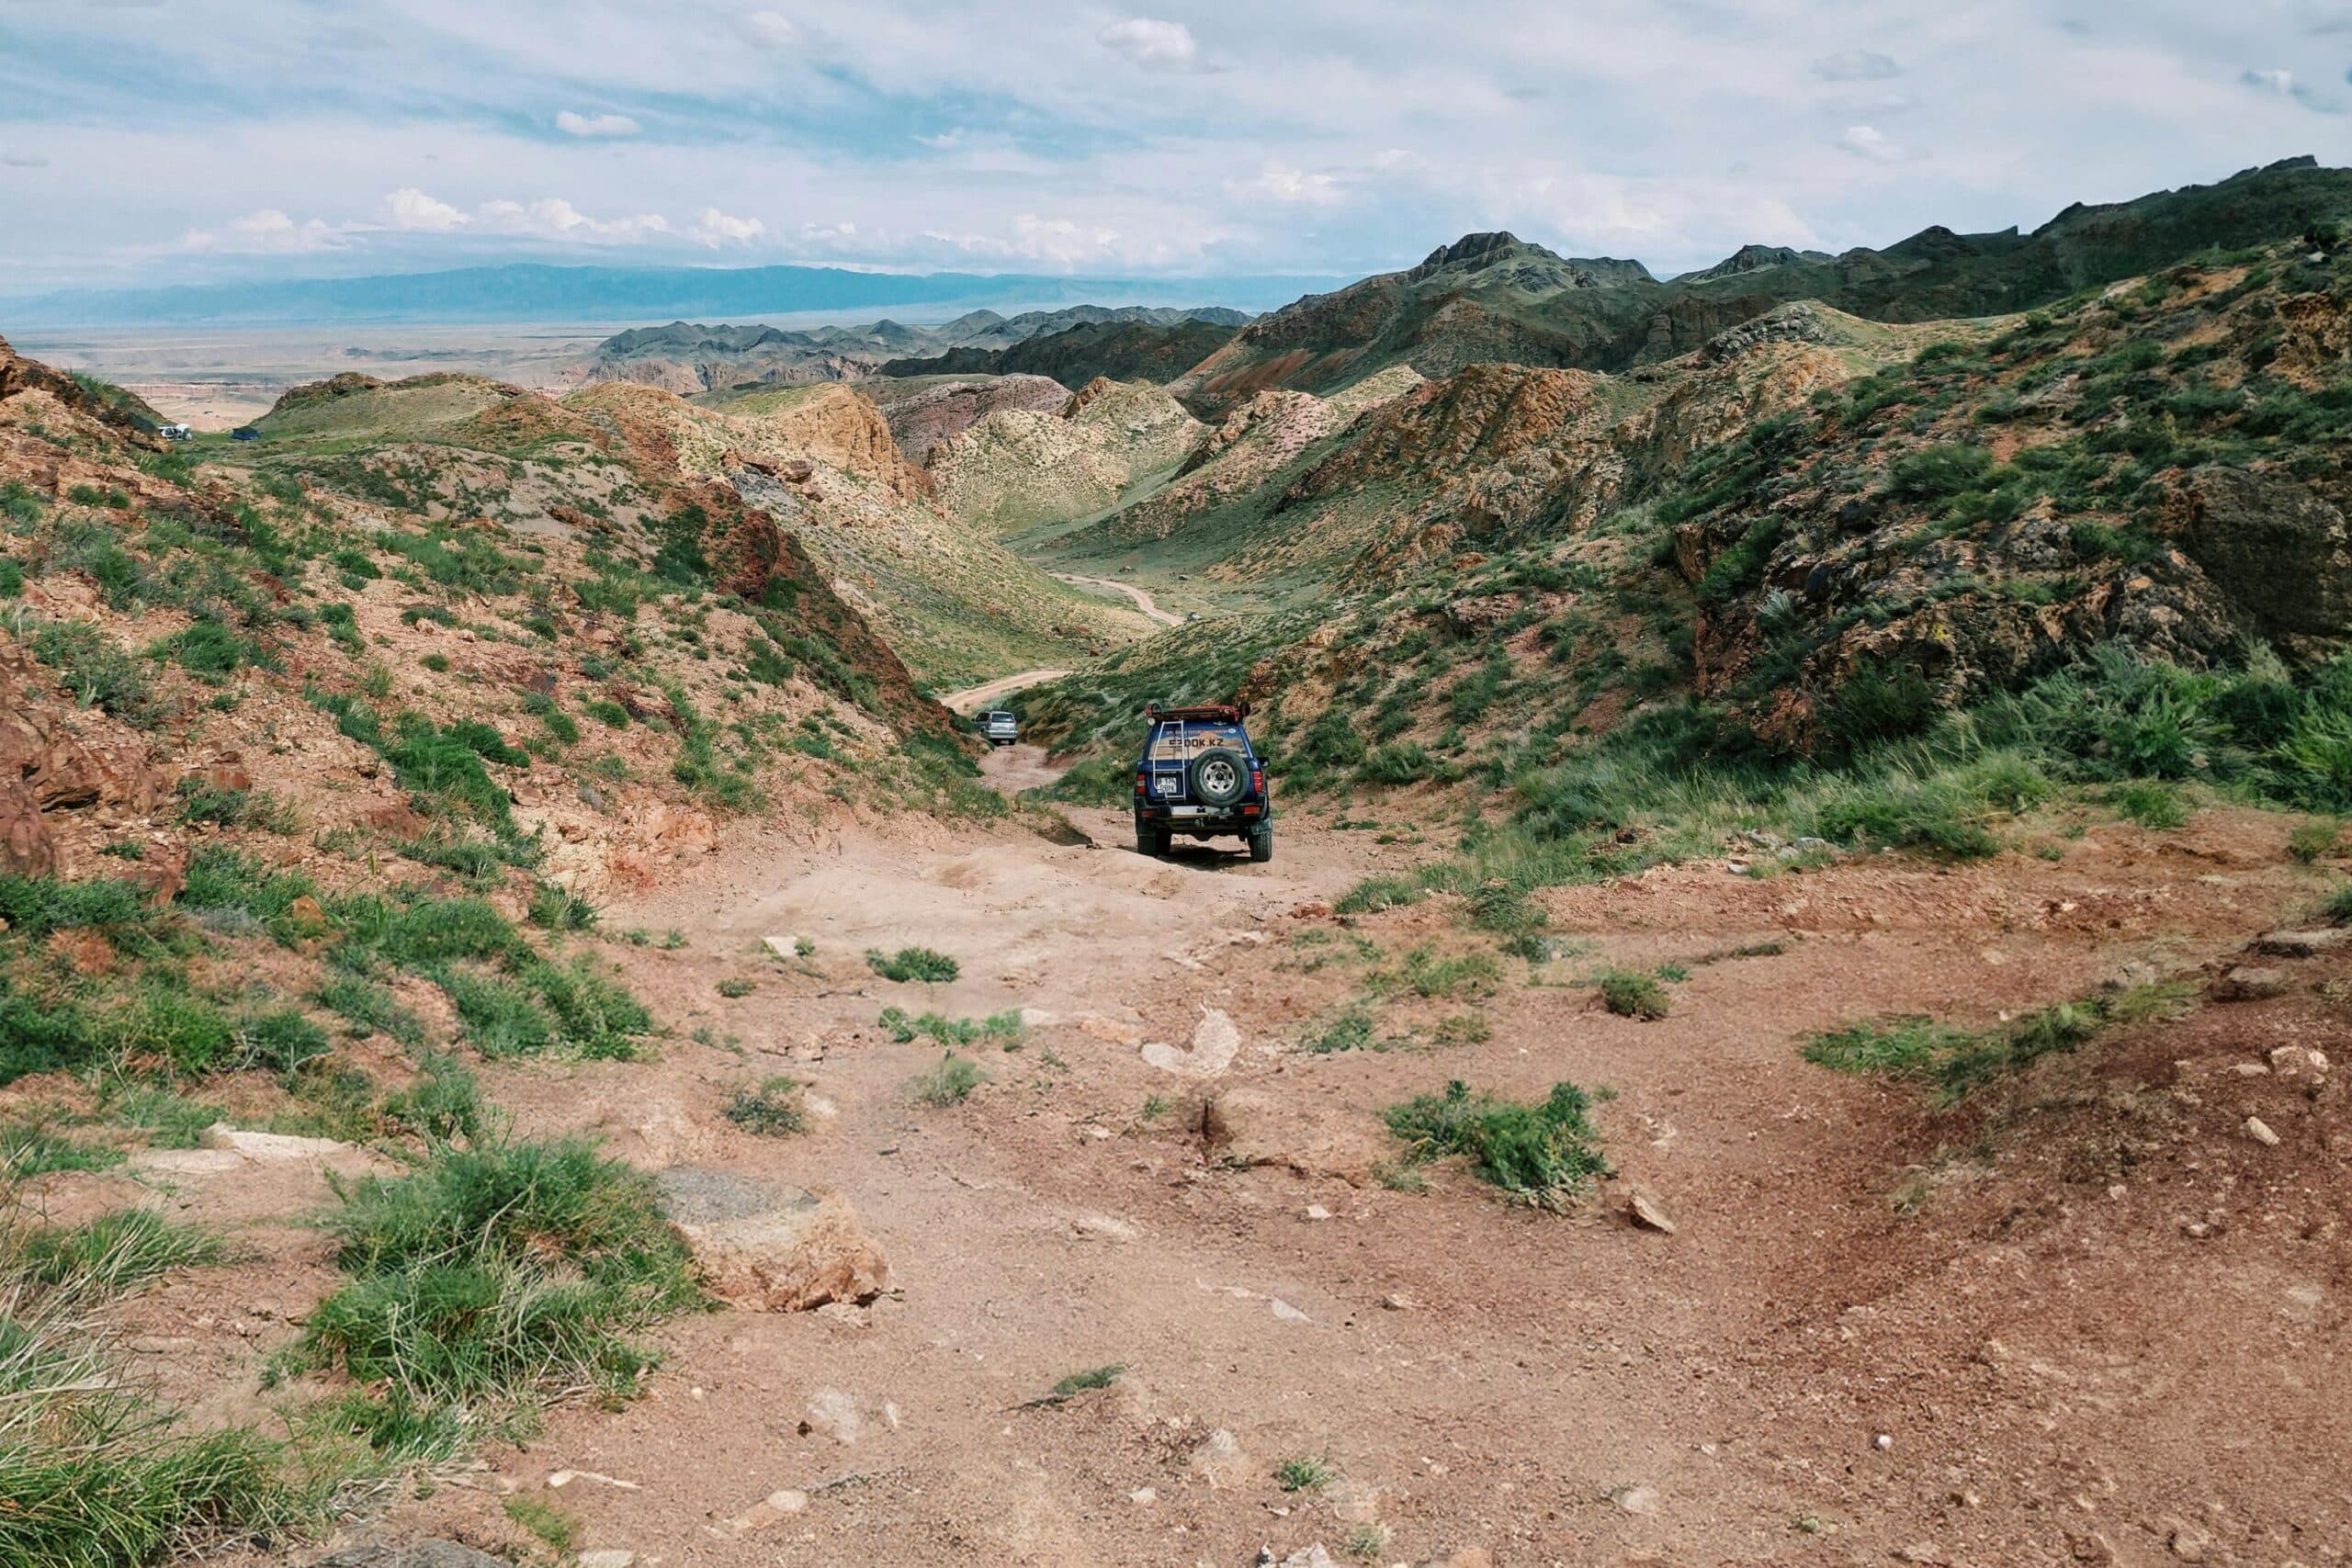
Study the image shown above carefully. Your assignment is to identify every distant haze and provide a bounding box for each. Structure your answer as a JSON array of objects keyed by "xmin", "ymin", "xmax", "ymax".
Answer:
[{"xmin": 1, "ymin": 263, "xmax": 1343, "ymax": 331}]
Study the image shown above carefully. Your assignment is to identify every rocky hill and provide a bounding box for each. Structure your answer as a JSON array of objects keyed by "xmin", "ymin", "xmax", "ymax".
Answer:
[
  {"xmin": 930, "ymin": 377, "xmax": 1206, "ymax": 535},
  {"xmin": 1023, "ymin": 229, "xmax": 2352, "ymax": 909},
  {"xmin": 877, "ymin": 315, "xmax": 1242, "ymax": 389},
  {"xmin": 1173, "ymin": 156, "xmax": 2352, "ymax": 416}
]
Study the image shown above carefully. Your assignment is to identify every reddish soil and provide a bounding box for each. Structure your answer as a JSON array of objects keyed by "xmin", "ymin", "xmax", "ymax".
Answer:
[{"xmin": 68, "ymin": 768, "xmax": 2351, "ymax": 1566}]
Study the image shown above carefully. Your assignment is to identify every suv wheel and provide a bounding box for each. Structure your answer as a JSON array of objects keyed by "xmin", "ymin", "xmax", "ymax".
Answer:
[
  {"xmin": 1136, "ymin": 820, "xmax": 1169, "ymax": 857},
  {"xmin": 1189, "ymin": 747, "xmax": 1248, "ymax": 807},
  {"xmin": 1248, "ymin": 827, "xmax": 1272, "ymax": 863}
]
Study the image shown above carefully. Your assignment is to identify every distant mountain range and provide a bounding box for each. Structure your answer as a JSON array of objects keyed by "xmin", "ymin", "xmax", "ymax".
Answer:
[
  {"xmin": 0, "ymin": 264, "xmax": 1334, "ymax": 330},
  {"xmin": 573, "ymin": 305, "xmax": 1253, "ymax": 395}
]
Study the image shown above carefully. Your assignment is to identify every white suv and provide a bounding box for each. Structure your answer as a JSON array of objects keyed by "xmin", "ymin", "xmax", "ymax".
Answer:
[{"xmin": 979, "ymin": 710, "xmax": 1019, "ymax": 746}]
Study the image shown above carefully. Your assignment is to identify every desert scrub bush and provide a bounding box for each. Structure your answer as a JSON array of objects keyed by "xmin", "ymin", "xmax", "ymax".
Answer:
[
  {"xmin": 2288, "ymin": 819, "xmax": 2342, "ymax": 863},
  {"xmin": 721, "ymin": 1077, "xmax": 806, "ymax": 1136},
  {"xmin": 526, "ymin": 881, "xmax": 598, "ymax": 933},
  {"xmin": 1384, "ymin": 1079, "xmax": 1609, "ymax": 1206},
  {"xmin": 1304, "ymin": 1005, "xmax": 1376, "ymax": 1055},
  {"xmin": 907, "ymin": 1051, "xmax": 985, "ymax": 1107},
  {"xmin": 1273, "ymin": 1454, "xmax": 1336, "ymax": 1493},
  {"xmin": 1333, "ymin": 874, "xmax": 1429, "ymax": 916},
  {"xmin": 1029, "ymin": 755, "xmax": 1128, "ymax": 807},
  {"xmin": 716, "ymin": 976, "xmax": 755, "ymax": 998},
  {"xmin": 878, "ymin": 1007, "xmax": 1022, "ymax": 1048},
  {"xmin": 582, "ymin": 698, "xmax": 629, "ymax": 728},
  {"xmin": 867, "ymin": 945, "xmax": 959, "ymax": 984},
  {"xmin": 176, "ymin": 777, "xmax": 300, "ymax": 832},
  {"xmin": 1804, "ymin": 982, "xmax": 2193, "ymax": 1102},
  {"xmin": 26, "ymin": 617, "xmax": 165, "ymax": 726},
  {"xmin": 290, "ymin": 1138, "xmax": 699, "ymax": 1444},
  {"xmin": 1025, "ymin": 1363, "xmax": 1125, "ymax": 1408},
  {"xmin": 1594, "ymin": 967, "xmax": 1670, "ymax": 1020},
  {"xmin": 2321, "ymin": 884, "xmax": 2352, "ymax": 925},
  {"xmin": 2105, "ymin": 778, "xmax": 2190, "ymax": 830}
]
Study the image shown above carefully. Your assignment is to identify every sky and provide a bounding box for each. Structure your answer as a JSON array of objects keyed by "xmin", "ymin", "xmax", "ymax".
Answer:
[{"xmin": 1, "ymin": 0, "xmax": 2348, "ymax": 295}]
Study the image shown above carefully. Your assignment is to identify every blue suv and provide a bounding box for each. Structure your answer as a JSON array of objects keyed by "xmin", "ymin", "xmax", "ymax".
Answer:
[{"xmin": 1133, "ymin": 702, "xmax": 1272, "ymax": 863}]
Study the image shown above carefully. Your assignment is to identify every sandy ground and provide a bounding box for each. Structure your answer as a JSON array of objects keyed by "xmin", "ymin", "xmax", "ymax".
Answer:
[{"xmin": 65, "ymin": 757, "xmax": 2352, "ymax": 1567}]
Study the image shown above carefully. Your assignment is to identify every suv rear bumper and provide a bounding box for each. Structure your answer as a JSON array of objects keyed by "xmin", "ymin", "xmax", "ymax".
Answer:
[{"xmin": 1135, "ymin": 803, "xmax": 1270, "ymax": 836}]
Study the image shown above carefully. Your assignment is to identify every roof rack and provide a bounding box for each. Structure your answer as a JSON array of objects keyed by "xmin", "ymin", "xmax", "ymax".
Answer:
[{"xmin": 1144, "ymin": 700, "xmax": 1250, "ymax": 722}]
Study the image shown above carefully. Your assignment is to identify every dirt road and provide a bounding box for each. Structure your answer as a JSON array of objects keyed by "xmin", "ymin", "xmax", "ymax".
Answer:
[
  {"xmin": 1055, "ymin": 571, "xmax": 1184, "ymax": 627},
  {"xmin": 413, "ymin": 794, "xmax": 2349, "ymax": 1567},
  {"xmin": 940, "ymin": 669, "xmax": 1070, "ymax": 714}
]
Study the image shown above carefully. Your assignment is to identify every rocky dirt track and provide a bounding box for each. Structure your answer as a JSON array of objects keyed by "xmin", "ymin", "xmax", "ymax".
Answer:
[{"xmin": 157, "ymin": 760, "xmax": 2345, "ymax": 1568}]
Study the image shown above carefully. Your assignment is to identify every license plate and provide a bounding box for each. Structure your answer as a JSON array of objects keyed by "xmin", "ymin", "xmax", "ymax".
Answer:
[{"xmin": 1170, "ymin": 806, "xmax": 1207, "ymax": 817}]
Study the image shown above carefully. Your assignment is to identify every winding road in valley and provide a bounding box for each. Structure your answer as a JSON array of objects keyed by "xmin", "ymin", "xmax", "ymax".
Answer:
[{"xmin": 1054, "ymin": 571, "xmax": 1185, "ymax": 626}]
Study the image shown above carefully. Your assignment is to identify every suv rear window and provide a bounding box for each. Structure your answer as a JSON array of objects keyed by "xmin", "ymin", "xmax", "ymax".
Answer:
[{"xmin": 1148, "ymin": 720, "xmax": 1247, "ymax": 761}]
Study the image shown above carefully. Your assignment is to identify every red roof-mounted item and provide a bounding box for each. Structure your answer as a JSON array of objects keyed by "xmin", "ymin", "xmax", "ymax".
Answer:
[{"xmin": 1143, "ymin": 700, "xmax": 1250, "ymax": 722}]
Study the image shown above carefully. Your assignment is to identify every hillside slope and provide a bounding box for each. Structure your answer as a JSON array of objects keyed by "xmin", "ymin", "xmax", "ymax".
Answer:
[{"xmin": 1173, "ymin": 156, "xmax": 2352, "ymax": 416}]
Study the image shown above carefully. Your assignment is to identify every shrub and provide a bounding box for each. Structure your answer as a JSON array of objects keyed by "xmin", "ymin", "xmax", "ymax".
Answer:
[
  {"xmin": 1594, "ymin": 968, "xmax": 1670, "ymax": 1020},
  {"xmin": 721, "ymin": 1077, "xmax": 806, "ymax": 1136},
  {"xmin": 878, "ymin": 1007, "xmax": 1022, "ymax": 1047},
  {"xmin": 1305, "ymin": 1007, "xmax": 1375, "ymax": 1055},
  {"xmin": 296, "ymin": 1140, "xmax": 698, "ymax": 1438},
  {"xmin": 526, "ymin": 882, "xmax": 598, "ymax": 932},
  {"xmin": 2107, "ymin": 779, "xmax": 2189, "ymax": 830},
  {"xmin": 867, "ymin": 946, "xmax": 959, "ymax": 984},
  {"xmin": 380, "ymin": 1054, "xmax": 485, "ymax": 1143},
  {"xmin": 1274, "ymin": 1455, "xmax": 1335, "ymax": 1493},
  {"xmin": 583, "ymin": 699, "xmax": 630, "ymax": 728},
  {"xmin": 908, "ymin": 1052, "xmax": 984, "ymax": 1107},
  {"xmin": 2287, "ymin": 820, "xmax": 2341, "ymax": 863},
  {"xmin": 717, "ymin": 976, "xmax": 755, "ymax": 998},
  {"xmin": 1383, "ymin": 1079, "xmax": 1609, "ymax": 1204}
]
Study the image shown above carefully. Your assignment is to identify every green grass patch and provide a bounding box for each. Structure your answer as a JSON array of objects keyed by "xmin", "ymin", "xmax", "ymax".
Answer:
[
  {"xmin": 907, "ymin": 1051, "xmax": 985, "ymax": 1107},
  {"xmin": 290, "ymin": 1139, "xmax": 699, "ymax": 1444},
  {"xmin": 1384, "ymin": 1079, "xmax": 1609, "ymax": 1206},
  {"xmin": 866, "ymin": 945, "xmax": 959, "ymax": 984},
  {"xmin": 1594, "ymin": 968, "xmax": 1670, "ymax": 1021},
  {"xmin": 721, "ymin": 1077, "xmax": 806, "ymax": 1136},
  {"xmin": 1804, "ymin": 982, "xmax": 2195, "ymax": 1101}
]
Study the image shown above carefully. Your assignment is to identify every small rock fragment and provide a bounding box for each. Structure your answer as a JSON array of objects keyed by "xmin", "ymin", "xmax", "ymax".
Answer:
[
  {"xmin": 2245, "ymin": 1116, "xmax": 2281, "ymax": 1147},
  {"xmin": 2216, "ymin": 965, "xmax": 2290, "ymax": 1001},
  {"xmin": 1623, "ymin": 1185, "xmax": 1677, "ymax": 1235}
]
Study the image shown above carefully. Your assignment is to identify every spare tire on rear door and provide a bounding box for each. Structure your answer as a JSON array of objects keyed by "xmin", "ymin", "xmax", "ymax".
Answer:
[{"xmin": 1189, "ymin": 747, "xmax": 1247, "ymax": 807}]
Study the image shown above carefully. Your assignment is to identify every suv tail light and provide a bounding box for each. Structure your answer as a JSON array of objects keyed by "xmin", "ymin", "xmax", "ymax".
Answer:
[
  {"xmin": 1250, "ymin": 768, "xmax": 1263, "ymax": 794},
  {"xmin": 1134, "ymin": 770, "xmax": 1148, "ymax": 796}
]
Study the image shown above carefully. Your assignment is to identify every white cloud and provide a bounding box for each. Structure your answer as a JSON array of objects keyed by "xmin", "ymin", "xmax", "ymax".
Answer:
[
  {"xmin": 477, "ymin": 197, "xmax": 671, "ymax": 242},
  {"xmin": 2241, "ymin": 68, "xmax": 2294, "ymax": 94},
  {"xmin": 1813, "ymin": 49, "xmax": 1900, "ymax": 82},
  {"xmin": 736, "ymin": 9, "xmax": 798, "ymax": 49},
  {"xmin": 556, "ymin": 110, "xmax": 642, "ymax": 138},
  {"xmin": 1838, "ymin": 124, "xmax": 1905, "ymax": 163},
  {"xmin": 688, "ymin": 206, "xmax": 765, "ymax": 246},
  {"xmin": 1, "ymin": 152, "xmax": 49, "ymax": 169},
  {"xmin": 1097, "ymin": 17, "xmax": 1197, "ymax": 72},
  {"xmin": 1226, "ymin": 161, "xmax": 1344, "ymax": 206},
  {"xmin": 181, "ymin": 208, "xmax": 347, "ymax": 254},
  {"xmin": 383, "ymin": 186, "xmax": 468, "ymax": 231}
]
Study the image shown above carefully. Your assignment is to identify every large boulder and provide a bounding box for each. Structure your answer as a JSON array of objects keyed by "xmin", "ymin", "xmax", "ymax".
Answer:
[
  {"xmin": 656, "ymin": 1168, "xmax": 888, "ymax": 1312},
  {"xmin": 2175, "ymin": 467, "xmax": 2352, "ymax": 659},
  {"xmin": 1202, "ymin": 1089, "xmax": 1388, "ymax": 1184}
]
